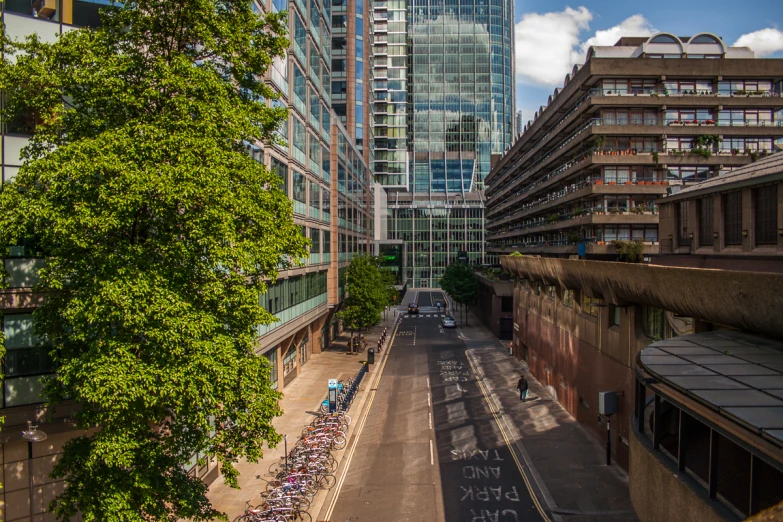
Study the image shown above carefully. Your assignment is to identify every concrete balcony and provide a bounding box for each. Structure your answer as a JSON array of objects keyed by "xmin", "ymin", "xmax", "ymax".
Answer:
[
  {"xmin": 489, "ymin": 211, "xmax": 659, "ymax": 241},
  {"xmin": 489, "ymin": 181, "xmax": 668, "ymax": 227},
  {"xmin": 488, "ymin": 242, "xmax": 660, "ymax": 257}
]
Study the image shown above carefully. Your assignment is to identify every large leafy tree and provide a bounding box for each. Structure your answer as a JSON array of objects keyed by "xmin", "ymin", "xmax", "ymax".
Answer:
[
  {"xmin": 439, "ymin": 262, "xmax": 479, "ymax": 325},
  {"xmin": 0, "ymin": 0, "xmax": 307, "ymax": 519},
  {"xmin": 337, "ymin": 255, "xmax": 393, "ymax": 353}
]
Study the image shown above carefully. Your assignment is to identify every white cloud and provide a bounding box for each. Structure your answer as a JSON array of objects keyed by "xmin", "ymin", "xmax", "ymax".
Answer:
[
  {"xmin": 573, "ymin": 15, "xmax": 656, "ymax": 61},
  {"xmin": 515, "ymin": 8, "xmax": 656, "ymax": 87},
  {"xmin": 515, "ymin": 7, "xmax": 592, "ymax": 87},
  {"xmin": 733, "ymin": 28, "xmax": 783, "ymax": 57}
]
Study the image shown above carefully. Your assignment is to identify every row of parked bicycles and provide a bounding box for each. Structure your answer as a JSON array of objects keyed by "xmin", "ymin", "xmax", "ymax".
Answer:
[{"xmin": 239, "ymin": 370, "xmax": 366, "ymax": 521}]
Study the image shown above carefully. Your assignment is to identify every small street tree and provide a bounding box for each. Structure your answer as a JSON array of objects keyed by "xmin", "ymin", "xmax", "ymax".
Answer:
[
  {"xmin": 0, "ymin": 0, "xmax": 307, "ymax": 519},
  {"xmin": 439, "ymin": 262, "xmax": 480, "ymax": 325},
  {"xmin": 337, "ymin": 255, "xmax": 394, "ymax": 353}
]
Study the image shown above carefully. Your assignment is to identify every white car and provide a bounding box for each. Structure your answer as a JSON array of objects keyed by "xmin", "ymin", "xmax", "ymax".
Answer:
[{"xmin": 442, "ymin": 315, "xmax": 457, "ymax": 328}]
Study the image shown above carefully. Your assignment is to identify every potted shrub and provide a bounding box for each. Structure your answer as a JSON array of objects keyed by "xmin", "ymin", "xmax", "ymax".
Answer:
[
  {"xmin": 624, "ymin": 181, "xmax": 633, "ymax": 185},
  {"xmin": 594, "ymin": 179, "xmax": 604, "ymax": 185},
  {"xmin": 608, "ymin": 181, "xmax": 616, "ymax": 185},
  {"xmin": 609, "ymin": 207, "xmax": 620, "ymax": 214}
]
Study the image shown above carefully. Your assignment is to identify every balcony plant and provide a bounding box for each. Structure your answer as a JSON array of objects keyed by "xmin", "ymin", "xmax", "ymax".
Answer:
[
  {"xmin": 546, "ymin": 213, "xmax": 560, "ymax": 223},
  {"xmin": 609, "ymin": 207, "xmax": 620, "ymax": 214},
  {"xmin": 612, "ymin": 239, "xmax": 645, "ymax": 263}
]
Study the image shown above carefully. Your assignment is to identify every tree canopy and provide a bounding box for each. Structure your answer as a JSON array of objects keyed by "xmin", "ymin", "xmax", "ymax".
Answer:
[
  {"xmin": 439, "ymin": 262, "xmax": 479, "ymax": 325},
  {"xmin": 0, "ymin": 0, "xmax": 307, "ymax": 519},
  {"xmin": 337, "ymin": 255, "xmax": 395, "ymax": 351}
]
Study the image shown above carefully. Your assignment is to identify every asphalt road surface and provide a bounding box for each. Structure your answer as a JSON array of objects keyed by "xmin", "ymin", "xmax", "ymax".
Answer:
[{"xmin": 325, "ymin": 290, "xmax": 546, "ymax": 522}]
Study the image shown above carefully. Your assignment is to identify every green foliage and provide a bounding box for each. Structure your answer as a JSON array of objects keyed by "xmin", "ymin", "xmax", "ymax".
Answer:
[
  {"xmin": 439, "ymin": 262, "xmax": 479, "ymax": 325},
  {"xmin": 546, "ymin": 213, "xmax": 559, "ymax": 223},
  {"xmin": 509, "ymin": 251, "xmax": 524, "ymax": 257},
  {"xmin": 337, "ymin": 255, "xmax": 394, "ymax": 350},
  {"xmin": 0, "ymin": 0, "xmax": 306, "ymax": 519},
  {"xmin": 612, "ymin": 240, "xmax": 645, "ymax": 263},
  {"xmin": 690, "ymin": 135, "xmax": 722, "ymax": 159},
  {"xmin": 567, "ymin": 229, "xmax": 581, "ymax": 244}
]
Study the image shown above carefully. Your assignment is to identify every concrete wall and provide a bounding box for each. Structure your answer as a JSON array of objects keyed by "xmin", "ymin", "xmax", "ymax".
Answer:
[
  {"xmin": 629, "ymin": 430, "xmax": 725, "ymax": 522},
  {"xmin": 513, "ymin": 280, "xmax": 651, "ymax": 470}
]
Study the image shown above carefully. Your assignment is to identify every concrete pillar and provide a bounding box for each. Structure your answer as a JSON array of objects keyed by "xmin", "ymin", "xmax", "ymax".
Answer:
[{"xmin": 742, "ymin": 187, "xmax": 753, "ymax": 252}]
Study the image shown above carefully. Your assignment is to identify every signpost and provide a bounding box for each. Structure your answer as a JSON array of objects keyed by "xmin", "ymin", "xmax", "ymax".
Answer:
[{"xmin": 328, "ymin": 379, "xmax": 338, "ymax": 413}]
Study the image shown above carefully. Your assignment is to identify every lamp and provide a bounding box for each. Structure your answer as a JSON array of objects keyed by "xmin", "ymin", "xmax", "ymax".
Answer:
[
  {"xmin": 713, "ymin": 231, "xmax": 719, "ymax": 239},
  {"xmin": 688, "ymin": 233, "xmax": 694, "ymax": 239},
  {"xmin": 22, "ymin": 421, "xmax": 47, "ymax": 520},
  {"xmin": 742, "ymin": 230, "xmax": 749, "ymax": 237},
  {"xmin": 778, "ymin": 228, "xmax": 783, "ymax": 236}
]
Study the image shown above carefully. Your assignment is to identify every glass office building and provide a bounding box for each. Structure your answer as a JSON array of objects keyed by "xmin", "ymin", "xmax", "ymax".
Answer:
[{"xmin": 377, "ymin": 0, "xmax": 514, "ymax": 287}]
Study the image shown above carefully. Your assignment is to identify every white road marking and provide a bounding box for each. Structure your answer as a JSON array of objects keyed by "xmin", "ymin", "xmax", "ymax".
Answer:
[
  {"xmin": 427, "ymin": 377, "xmax": 430, "ymax": 387},
  {"xmin": 428, "ymin": 392, "xmax": 431, "ymax": 407},
  {"xmin": 428, "ymin": 412, "xmax": 432, "ymax": 429},
  {"xmin": 430, "ymin": 439, "xmax": 434, "ymax": 465}
]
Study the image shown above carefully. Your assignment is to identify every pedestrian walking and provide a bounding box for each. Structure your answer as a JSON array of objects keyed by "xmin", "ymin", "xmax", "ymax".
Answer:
[{"xmin": 516, "ymin": 374, "xmax": 529, "ymax": 402}]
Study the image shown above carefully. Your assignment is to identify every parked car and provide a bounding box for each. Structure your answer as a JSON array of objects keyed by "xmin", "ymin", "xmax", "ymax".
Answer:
[
  {"xmin": 442, "ymin": 315, "xmax": 456, "ymax": 328},
  {"xmin": 407, "ymin": 302, "xmax": 419, "ymax": 314}
]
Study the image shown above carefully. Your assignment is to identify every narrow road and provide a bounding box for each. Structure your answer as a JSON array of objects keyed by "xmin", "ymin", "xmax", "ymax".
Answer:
[{"xmin": 323, "ymin": 290, "xmax": 546, "ymax": 522}]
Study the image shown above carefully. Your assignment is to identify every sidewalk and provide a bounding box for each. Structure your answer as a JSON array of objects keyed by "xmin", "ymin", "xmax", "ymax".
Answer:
[
  {"xmin": 206, "ymin": 309, "xmax": 400, "ymax": 521},
  {"xmin": 446, "ymin": 295, "xmax": 638, "ymax": 522}
]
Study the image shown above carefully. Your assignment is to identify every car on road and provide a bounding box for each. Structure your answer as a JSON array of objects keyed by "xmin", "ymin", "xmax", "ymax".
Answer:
[
  {"xmin": 407, "ymin": 302, "xmax": 419, "ymax": 314},
  {"xmin": 442, "ymin": 315, "xmax": 456, "ymax": 328}
]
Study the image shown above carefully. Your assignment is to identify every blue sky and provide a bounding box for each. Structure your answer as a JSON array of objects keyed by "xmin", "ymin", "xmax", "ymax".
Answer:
[{"xmin": 513, "ymin": 0, "xmax": 783, "ymax": 124}]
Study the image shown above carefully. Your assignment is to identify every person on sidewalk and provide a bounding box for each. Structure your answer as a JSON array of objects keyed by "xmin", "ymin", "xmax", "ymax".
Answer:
[{"xmin": 517, "ymin": 374, "xmax": 529, "ymax": 402}]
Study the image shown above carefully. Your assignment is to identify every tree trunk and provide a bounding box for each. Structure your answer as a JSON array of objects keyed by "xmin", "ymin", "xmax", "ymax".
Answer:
[{"xmin": 349, "ymin": 329, "xmax": 354, "ymax": 354}]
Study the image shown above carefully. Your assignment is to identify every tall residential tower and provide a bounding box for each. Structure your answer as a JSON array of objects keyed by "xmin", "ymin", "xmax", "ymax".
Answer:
[{"xmin": 375, "ymin": 0, "xmax": 515, "ymax": 287}]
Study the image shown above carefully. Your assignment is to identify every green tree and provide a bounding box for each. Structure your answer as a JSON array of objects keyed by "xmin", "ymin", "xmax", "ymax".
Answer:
[
  {"xmin": 439, "ymin": 262, "xmax": 479, "ymax": 326},
  {"xmin": 0, "ymin": 0, "xmax": 307, "ymax": 519},
  {"xmin": 337, "ymin": 255, "xmax": 392, "ymax": 352}
]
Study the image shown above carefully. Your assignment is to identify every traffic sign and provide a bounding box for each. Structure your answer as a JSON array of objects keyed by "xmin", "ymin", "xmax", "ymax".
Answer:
[{"xmin": 328, "ymin": 379, "xmax": 338, "ymax": 389}]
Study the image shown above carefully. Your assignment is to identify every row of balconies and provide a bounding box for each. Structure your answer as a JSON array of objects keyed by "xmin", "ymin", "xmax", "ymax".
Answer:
[
  {"xmin": 488, "ymin": 182, "xmax": 668, "ymax": 229},
  {"xmin": 490, "ymin": 117, "xmax": 780, "ymax": 202},
  {"xmin": 485, "ymin": 149, "xmax": 752, "ymax": 219},
  {"xmin": 488, "ymin": 90, "xmax": 783, "ymax": 191},
  {"xmin": 488, "ymin": 212, "xmax": 659, "ymax": 241}
]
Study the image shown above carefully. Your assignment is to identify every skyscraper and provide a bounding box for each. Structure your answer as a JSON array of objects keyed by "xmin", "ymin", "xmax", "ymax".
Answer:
[{"xmin": 375, "ymin": 0, "xmax": 515, "ymax": 288}]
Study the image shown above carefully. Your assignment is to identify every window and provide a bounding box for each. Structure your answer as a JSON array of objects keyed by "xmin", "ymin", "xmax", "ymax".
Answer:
[
  {"xmin": 545, "ymin": 285, "xmax": 556, "ymax": 300},
  {"xmin": 562, "ymin": 289, "xmax": 574, "ymax": 307},
  {"xmin": 724, "ymin": 192, "xmax": 743, "ymax": 245},
  {"xmin": 293, "ymin": 171, "xmax": 307, "ymax": 204},
  {"xmin": 755, "ymin": 185, "xmax": 778, "ymax": 245},
  {"xmin": 699, "ymin": 197, "xmax": 714, "ymax": 246},
  {"xmin": 271, "ymin": 157, "xmax": 288, "ymax": 195},
  {"xmin": 310, "ymin": 228, "xmax": 321, "ymax": 253},
  {"xmin": 265, "ymin": 350, "xmax": 279, "ymax": 390},
  {"xmin": 609, "ymin": 305, "xmax": 621, "ymax": 327},
  {"xmin": 580, "ymin": 292, "xmax": 599, "ymax": 316},
  {"xmin": 2, "ymin": 313, "xmax": 54, "ymax": 407},
  {"xmin": 501, "ymin": 297, "xmax": 513, "ymax": 313},
  {"xmin": 283, "ymin": 346, "xmax": 297, "ymax": 375},
  {"xmin": 641, "ymin": 306, "xmax": 694, "ymax": 340},
  {"xmin": 642, "ymin": 306, "xmax": 667, "ymax": 340},
  {"xmin": 309, "ymin": 181, "xmax": 320, "ymax": 210},
  {"xmin": 678, "ymin": 201, "xmax": 690, "ymax": 246}
]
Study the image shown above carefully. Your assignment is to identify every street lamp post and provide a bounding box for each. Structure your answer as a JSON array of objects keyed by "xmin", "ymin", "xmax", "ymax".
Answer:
[{"xmin": 22, "ymin": 421, "xmax": 47, "ymax": 520}]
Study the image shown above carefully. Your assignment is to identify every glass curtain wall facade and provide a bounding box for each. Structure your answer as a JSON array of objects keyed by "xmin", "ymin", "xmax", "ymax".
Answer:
[{"xmin": 377, "ymin": 0, "xmax": 514, "ymax": 287}]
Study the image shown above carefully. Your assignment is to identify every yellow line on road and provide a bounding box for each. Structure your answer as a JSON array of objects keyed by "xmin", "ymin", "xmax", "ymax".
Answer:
[
  {"xmin": 465, "ymin": 353, "xmax": 553, "ymax": 522},
  {"xmin": 322, "ymin": 318, "xmax": 400, "ymax": 521}
]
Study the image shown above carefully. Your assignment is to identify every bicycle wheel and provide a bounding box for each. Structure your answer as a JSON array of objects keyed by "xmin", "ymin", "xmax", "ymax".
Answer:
[
  {"xmin": 330, "ymin": 434, "xmax": 347, "ymax": 450},
  {"xmin": 318, "ymin": 474, "xmax": 337, "ymax": 489},
  {"xmin": 295, "ymin": 509, "xmax": 312, "ymax": 522}
]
